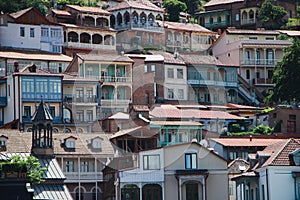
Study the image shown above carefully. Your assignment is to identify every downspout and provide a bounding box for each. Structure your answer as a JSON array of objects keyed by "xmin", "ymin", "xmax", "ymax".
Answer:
[
  {"xmin": 18, "ymin": 75, "xmax": 21, "ymax": 130},
  {"xmin": 266, "ymin": 168, "xmax": 269, "ymax": 200}
]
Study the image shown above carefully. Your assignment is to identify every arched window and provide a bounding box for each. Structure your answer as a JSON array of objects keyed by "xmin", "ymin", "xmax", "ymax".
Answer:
[
  {"xmin": 142, "ymin": 184, "xmax": 162, "ymax": 200},
  {"xmin": 121, "ymin": 184, "xmax": 139, "ymax": 200}
]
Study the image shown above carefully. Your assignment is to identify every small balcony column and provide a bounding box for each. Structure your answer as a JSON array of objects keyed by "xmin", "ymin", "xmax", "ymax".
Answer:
[
  {"xmin": 93, "ymin": 16, "xmax": 97, "ymax": 27},
  {"xmin": 139, "ymin": 183, "xmax": 142, "ymax": 200},
  {"xmin": 90, "ymin": 33, "xmax": 93, "ymax": 44}
]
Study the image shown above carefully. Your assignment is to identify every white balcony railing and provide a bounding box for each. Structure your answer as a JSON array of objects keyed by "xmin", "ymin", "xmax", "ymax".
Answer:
[
  {"xmin": 65, "ymin": 42, "xmax": 116, "ymax": 50},
  {"xmin": 100, "ymin": 99, "xmax": 131, "ymax": 107},
  {"xmin": 188, "ymin": 80, "xmax": 238, "ymax": 87},
  {"xmin": 119, "ymin": 170, "xmax": 164, "ymax": 183},
  {"xmin": 64, "ymin": 172, "xmax": 103, "ymax": 182},
  {"xmin": 241, "ymin": 59, "xmax": 277, "ymax": 66}
]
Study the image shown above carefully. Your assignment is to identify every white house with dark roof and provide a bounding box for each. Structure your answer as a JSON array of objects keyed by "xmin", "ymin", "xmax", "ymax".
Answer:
[
  {"xmin": 0, "ymin": 7, "xmax": 64, "ymax": 53},
  {"xmin": 232, "ymin": 138, "xmax": 300, "ymax": 200}
]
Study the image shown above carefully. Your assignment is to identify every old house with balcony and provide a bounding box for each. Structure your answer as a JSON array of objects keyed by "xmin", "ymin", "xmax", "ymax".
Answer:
[
  {"xmin": 65, "ymin": 52, "xmax": 134, "ymax": 119},
  {"xmin": 47, "ymin": 4, "xmax": 116, "ymax": 56},
  {"xmin": 179, "ymin": 53, "xmax": 239, "ymax": 105},
  {"xmin": 5, "ymin": 64, "xmax": 64, "ymax": 131},
  {"xmin": 103, "ymin": 141, "xmax": 229, "ymax": 200},
  {"xmin": 159, "ymin": 21, "xmax": 216, "ymax": 53},
  {"xmin": 0, "ymin": 7, "xmax": 64, "ymax": 53},
  {"xmin": 196, "ymin": 0, "xmax": 297, "ymax": 31},
  {"xmin": 106, "ymin": 0, "xmax": 165, "ymax": 52},
  {"xmin": 62, "ymin": 73, "xmax": 101, "ymax": 133},
  {"xmin": 211, "ymin": 28, "xmax": 292, "ymax": 103}
]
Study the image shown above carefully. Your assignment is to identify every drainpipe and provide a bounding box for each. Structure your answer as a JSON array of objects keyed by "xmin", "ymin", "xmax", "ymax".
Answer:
[{"xmin": 266, "ymin": 168, "xmax": 269, "ymax": 200}]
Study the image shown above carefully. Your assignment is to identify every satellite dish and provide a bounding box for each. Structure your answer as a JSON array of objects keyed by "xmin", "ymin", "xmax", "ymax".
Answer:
[{"xmin": 200, "ymin": 139, "xmax": 208, "ymax": 147}]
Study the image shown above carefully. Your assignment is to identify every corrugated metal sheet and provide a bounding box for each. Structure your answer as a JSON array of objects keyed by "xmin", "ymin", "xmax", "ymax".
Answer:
[{"xmin": 33, "ymin": 184, "xmax": 72, "ymax": 200}]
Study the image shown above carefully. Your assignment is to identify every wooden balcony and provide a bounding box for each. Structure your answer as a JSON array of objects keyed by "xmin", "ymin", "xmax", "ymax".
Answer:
[
  {"xmin": 241, "ymin": 59, "xmax": 277, "ymax": 66},
  {"xmin": 119, "ymin": 170, "xmax": 164, "ymax": 183}
]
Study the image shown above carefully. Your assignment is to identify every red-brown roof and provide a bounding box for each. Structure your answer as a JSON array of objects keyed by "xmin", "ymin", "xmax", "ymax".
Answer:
[
  {"xmin": 179, "ymin": 54, "xmax": 223, "ymax": 65},
  {"xmin": 150, "ymin": 105, "xmax": 245, "ymax": 120},
  {"xmin": 66, "ymin": 4, "xmax": 111, "ymax": 15},
  {"xmin": 162, "ymin": 21, "xmax": 213, "ymax": 33},
  {"xmin": 205, "ymin": 0, "xmax": 243, "ymax": 7},
  {"xmin": 262, "ymin": 138, "xmax": 300, "ymax": 167},
  {"xmin": 149, "ymin": 51, "xmax": 185, "ymax": 65},
  {"xmin": 51, "ymin": 9, "xmax": 72, "ymax": 16},
  {"xmin": 106, "ymin": 0, "xmax": 164, "ymax": 13},
  {"xmin": 10, "ymin": 7, "xmax": 33, "ymax": 19},
  {"xmin": 211, "ymin": 138, "xmax": 284, "ymax": 147}
]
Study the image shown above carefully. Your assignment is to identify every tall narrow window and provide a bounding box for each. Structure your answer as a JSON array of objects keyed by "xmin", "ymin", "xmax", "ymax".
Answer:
[
  {"xmin": 30, "ymin": 28, "xmax": 35, "ymax": 38},
  {"xmin": 177, "ymin": 69, "xmax": 183, "ymax": 79},
  {"xmin": 24, "ymin": 106, "xmax": 31, "ymax": 117},
  {"xmin": 185, "ymin": 153, "xmax": 197, "ymax": 169},
  {"xmin": 65, "ymin": 160, "xmax": 74, "ymax": 172},
  {"xmin": 143, "ymin": 155, "xmax": 160, "ymax": 170},
  {"xmin": 20, "ymin": 27, "xmax": 25, "ymax": 37}
]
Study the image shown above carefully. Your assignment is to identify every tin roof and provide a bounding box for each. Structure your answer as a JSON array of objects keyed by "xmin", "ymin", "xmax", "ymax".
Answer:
[
  {"xmin": 106, "ymin": 0, "xmax": 164, "ymax": 13},
  {"xmin": 205, "ymin": 0, "xmax": 244, "ymax": 7},
  {"xmin": 66, "ymin": 4, "xmax": 111, "ymax": 15}
]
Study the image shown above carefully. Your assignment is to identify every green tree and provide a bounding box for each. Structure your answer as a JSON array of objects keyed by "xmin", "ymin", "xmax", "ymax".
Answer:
[
  {"xmin": 163, "ymin": 0, "xmax": 187, "ymax": 22},
  {"xmin": 180, "ymin": 0, "xmax": 200, "ymax": 16},
  {"xmin": 0, "ymin": 0, "xmax": 51, "ymax": 15},
  {"xmin": 257, "ymin": 0, "xmax": 288, "ymax": 30},
  {"xmin": 1, "ymin": 155, "xmax": 46, "ymax": 184},
  {"xmin": 267, "ymin": 38, "xmax": 300, "ymax": 104}
]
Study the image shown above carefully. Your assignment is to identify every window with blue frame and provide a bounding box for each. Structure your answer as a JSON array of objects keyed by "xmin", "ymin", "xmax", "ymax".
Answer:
[{"xmin": 22, "ymin": 77, "xmax": 61, "ymax": 100}]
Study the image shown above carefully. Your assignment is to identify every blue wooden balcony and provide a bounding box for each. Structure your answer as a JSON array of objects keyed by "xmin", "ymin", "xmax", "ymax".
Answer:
[
  {"xmin": 0, "ymin": 96, "xmax": 7, "ymax": 107},
  {"xmin": 23, "ymin": 116, "xmax": 62, "ymax": 123}
]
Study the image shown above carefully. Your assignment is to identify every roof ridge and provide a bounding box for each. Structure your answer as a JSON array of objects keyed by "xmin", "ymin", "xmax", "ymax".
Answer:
[{"xmin": 269, "ymin": 138, "xmax": 297, "ymax": 166}]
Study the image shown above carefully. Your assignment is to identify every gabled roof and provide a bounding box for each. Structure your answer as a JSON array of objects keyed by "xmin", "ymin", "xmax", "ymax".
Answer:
[
  {"xmin": 110, "ymin": 126, "xmax": 157, "ymax": 139},
  {"xmin": 179, "ymin": 54, "xmax": 223, "ymax": 65},
  {"xmin": 50, "ymin": 9, "xmax": 72, "ymax": 16},
  {"xmin": 210, "ymin": 138, "xmax": 284, "ymax": 147},
  {"xmin": 10, "ymin": 7, "xmax": 33, "ymax": 19},
  {"xmin": 262, "ymin": 138, "xmax": 300, "ymax": 167},
  {"xmin": 205, "ymin": 0, "xmax": 244, "ymax": 7},
  {"xmin": 108, "ymin": 112, "xmax": 129, "ymax": 120},
  {"xmin": 161, "ymin": 21, "xmax": 214, "ymax": 33},
  {"xmin": 77, "ymin": 53, "xmax": 134, "ymax": 63},
  {"xmin": 150, "ymin": 104, "xmax": 245, "ymax": 120},
  {"xmin": 149, "ymin": 51, "xmax": 185, "ymax": 65},
  {"xmin": 65, "ymin": 4, "xmax": 111, "ymax": 15},
  {"xmin": 0, "ymin": 48, "xmax": 72, "ymax": 62},
  {"xmin": 226, "ymin": 28, "xmax": 280, "ymax": 35},
  {"xmin": 106, "ymin": 0, "xmax": 164, "ymax": 13}
]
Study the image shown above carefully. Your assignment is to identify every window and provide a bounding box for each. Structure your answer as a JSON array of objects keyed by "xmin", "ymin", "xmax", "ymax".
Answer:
[
  {"xmin": 20, "ymin": 27, "xmax": 25, "ymax": 37},
  {"xmin": 81, "ymin": 161, "xmax": 89, "ymax": 172},
  {"xmin": 87, "ymin": 110, "xmax": 93, "ymax": 121},
  {"xmin": 229, "ymin": 151, "xmax": 237, "ymax": 160},
  {"xmin": 50, "ymin": 28, "xmax": 61, "ymax": 38},
  {"xmin": 249, "ymin": 36, "xmax": 257, "ymax": 40},
  {"xmin": 41, "ymin": 27, "xmax": 49, "ymax": 37},
  {"xmin": 93, "ymin": 139, "xmax": 102, "ymax": 149},
  {"xmin": 143, "ymin": 155, "xmax": 160, "ymax": 170},
  {"xmin": 236, "ymin": 13, "xmax": 240, "ymax": 21},
  {"xmin": 52, "ymin": 45, "xmax": 61, "ymax": 53},
  {"xmin": 178, "ymin": 89, "xmax": 184, "ymax": 99},
  {"xmin": 167, "ymin": 68, "xmax": 174, "ymax": 78},
  {"xmin": 246, "ymin": 69, "xmax": 250, "ymax": 79},
  {"xmin": 24, "ymin": 106, "xmax": 31, "ymax": 117},
  {"xmin": 30, "ymin": 28, "xmax": 35, "ymax": 37},
  {"xmin": 185, "ymin": 153, "xmax": 197, "ymax": 169},
  {"xmin": 177, "ymin": 69, "xmax": 183, "ymax": 79},
  {"xmin": 76, "ymin": 110, "xmax": 84, "ymax": 121},
  {"xmin": 273, "ymin": 113, "xmax": 277, "ymax": 118},
  {"xmin": 265, "ymin": 37, "xmax": 274, "ymax": 40},
  {"xmin": 167, "ymin": 89, "xmax": 174, "ymax": 99},
  {"xmin": 288, "ymin": 114, "xmax": 296, "ymax": 133},
  {"xmin": 65, "ymin": 160, "xmax": 74, "ymax": 172},
  {"xmin": 261, "ymin": 185, "xmax": 265, "ymax": 200},
  {"xmin": 66, "ymin": 139, "xmax": 75, "ymax": 148},
  {"xmin": 144, "ymin": 65, "xmax": 155, "ymax": 73},
  {"xmin": 0, "ymin": 138, "xmax": 7, "ymax": 146}
]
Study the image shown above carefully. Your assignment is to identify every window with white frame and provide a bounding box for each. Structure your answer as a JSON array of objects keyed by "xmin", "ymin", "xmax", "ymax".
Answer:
[
  {"xmin": 87, "ymin": 110, "xmax": 93, "ymax": 121},
  {"xmin": 65, "ymin": 139, "xmax": 75, "ymax": 148},
  {"xmin": 177, "ymin": 68, "xmax": 183, "ymax": 79},
  {"xmin": 167, "ymin": 68, "xmax": 174, "ymax": 78},
  {"xmin": 20, "ymin": 27, "xmax": 25, "ymax": 37},
  {"xmin": 236, "ymin": 14, "xmax": 239, "ymax": 21},
  {"xmin": 41, "ymin": 27, "xmax": 49, "ymax": 37},
  {"xmin": 168, "ymin": 89, "xmax": 174, "ymax": 99},
  {"xmin": 143, "ymin": 155, "xmax": 160, "ymax": 170},
  {"xmin": 92, "ymin": 138, "xmax": 102, "ymax": 149},
  {"xmin": 30, "ymin": 28, "xmax": 35, "ymax": 38},
  {"xmin": 76, "ymin": 110, "xmax": 84, "ymax": 121},
  {"xmin": 178, "ymin": 89, "xmax": 184, "ymax": 99},
  {"xmin": 65, "ymin": 160, "xmax": 74, "ymax": 172},
  {"xmin": 81, "ymin": 161, "xmax": 89, "ymax": 172},
  {"xmin": 52, "ymin": 45, "xmax": 61, "ymax": 53},
  {"xmin": 185, "ymin": 153, "xmax": 197, "ymax": 169},
  {"xmin": 50, "ymin": 28, "xmax": 61, "ymax": 38}
]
